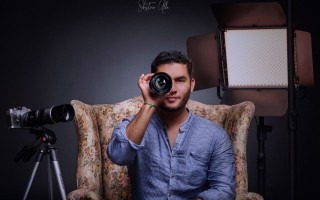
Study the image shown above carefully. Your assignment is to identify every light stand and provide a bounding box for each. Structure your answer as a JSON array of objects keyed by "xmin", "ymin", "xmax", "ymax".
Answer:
[
  {"xmin": 286, "ymin": 0, "xmax": 297, "ymax": 199},
  {"xmin": 16, "ymin": 127, "xmax": 67, "ymax": 200},
  {"xmin": 186, "ymin": 2, "xmax": 313, "ymax": 200},
  {"xmin": 257, "ymin": 116, "xmax": 272, "ymax": 197}
]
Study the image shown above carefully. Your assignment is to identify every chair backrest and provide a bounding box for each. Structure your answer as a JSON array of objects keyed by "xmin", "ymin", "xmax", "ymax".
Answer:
[{"xmin": 69, "ymin": 96, "xmax": 256, "ymax": 199}]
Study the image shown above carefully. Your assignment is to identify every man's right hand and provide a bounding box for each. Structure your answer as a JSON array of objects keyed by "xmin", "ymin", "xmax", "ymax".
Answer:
[{"xmin": 138, "ymin": 73, "xmax": 158, "ymax": 106}]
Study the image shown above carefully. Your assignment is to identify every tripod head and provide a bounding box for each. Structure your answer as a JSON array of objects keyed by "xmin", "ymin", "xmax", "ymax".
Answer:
[
  {"xmin": 31, "ymin": 127, "xmax": 57, "ymax": 144},
  {"xmin": 15, "ymin": 127, "xmax": 57, "ymax": 163}
]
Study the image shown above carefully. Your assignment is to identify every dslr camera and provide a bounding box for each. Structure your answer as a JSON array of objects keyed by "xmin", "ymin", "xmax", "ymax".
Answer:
[
  {"xmin": 149, "ymin": 72, "xmax": 172, "ymax": 95},
  {"xmin": 6, "ymin": 104, "xmax": 75, "ymax": 129}
]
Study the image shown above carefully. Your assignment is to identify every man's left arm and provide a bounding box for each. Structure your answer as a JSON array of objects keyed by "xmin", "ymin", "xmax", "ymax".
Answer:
[{"xmin": 197, "ymin": 130, "xmax": 236, "ymax": 200}]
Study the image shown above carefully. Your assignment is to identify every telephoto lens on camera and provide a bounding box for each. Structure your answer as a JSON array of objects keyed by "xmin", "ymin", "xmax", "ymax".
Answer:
[
  {"xmin": 149, "ymin": 72, "xmax": 172, "ymax": 95},
  {"xmin": 6, "ymin": 104, "xmax": 75, "ymax": 128}
]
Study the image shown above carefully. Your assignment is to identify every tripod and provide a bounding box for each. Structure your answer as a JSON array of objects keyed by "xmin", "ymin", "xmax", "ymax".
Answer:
[{"xmin": 16, "ymin": 127, "xmax": 67, "ymax": 200}]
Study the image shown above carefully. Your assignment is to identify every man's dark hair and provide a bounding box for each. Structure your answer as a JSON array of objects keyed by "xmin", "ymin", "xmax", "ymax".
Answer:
[{"xmin": 151, "ymin": 50, "xmax": 193, "ymax": 77}]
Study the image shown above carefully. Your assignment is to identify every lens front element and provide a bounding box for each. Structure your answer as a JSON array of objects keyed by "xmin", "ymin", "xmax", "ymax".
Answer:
[{"xmin": 149, "ymin": 72, "xmax": 172, "ymax": 95}]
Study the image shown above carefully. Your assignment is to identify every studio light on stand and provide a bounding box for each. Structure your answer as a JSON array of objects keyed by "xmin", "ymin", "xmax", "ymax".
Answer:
[
  {"xmin": 6, "ymin": 104, "xmax": 75, "ymax": 200},
  {"xmin": 187, "ymin": 2, "xmax": 313, "ymax": 200}
]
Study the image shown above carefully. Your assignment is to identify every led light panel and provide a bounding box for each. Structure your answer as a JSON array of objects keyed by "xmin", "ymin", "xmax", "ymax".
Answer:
[{"xmin": 223, "ymin": 28, "xmax": 288, "ymax": 88}]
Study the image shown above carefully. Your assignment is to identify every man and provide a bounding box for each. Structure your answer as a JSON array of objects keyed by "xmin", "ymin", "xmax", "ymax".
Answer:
[{"xmin": 107, "ymin": 50, "xmax": 235, "ymax": 200}]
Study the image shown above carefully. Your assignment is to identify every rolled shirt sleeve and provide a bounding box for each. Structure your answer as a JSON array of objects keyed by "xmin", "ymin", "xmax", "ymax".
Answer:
[{"xmin": 107, "ymin": 115, "xmax": 143, "ymax": 165}]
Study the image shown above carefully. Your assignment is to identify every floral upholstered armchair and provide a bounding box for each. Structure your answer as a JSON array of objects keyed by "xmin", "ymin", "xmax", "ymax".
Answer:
[{"xmin": 67, "ymin": 96, "xmax": 263, "ymax": 200}]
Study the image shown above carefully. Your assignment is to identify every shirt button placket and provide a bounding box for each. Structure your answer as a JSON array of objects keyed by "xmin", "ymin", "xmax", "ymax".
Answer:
[{"xmin": 168, "ymin": 152, "xmax": 175, "ymax": 195}]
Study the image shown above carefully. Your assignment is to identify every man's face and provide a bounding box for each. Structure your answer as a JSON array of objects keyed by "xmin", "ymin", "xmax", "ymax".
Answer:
[{"xmin": 156, "ymin": 63, "xmax": 195, "ymax": 112}]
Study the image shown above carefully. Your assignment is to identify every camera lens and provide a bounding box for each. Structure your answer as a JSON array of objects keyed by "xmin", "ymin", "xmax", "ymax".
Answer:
[
  {"xmin": 149, "ymin": 72, "xmax": 172, "ymax": 95},
  {"xmin": 21, "ymin": 104, "xmax": 75, "ymax": 128}
]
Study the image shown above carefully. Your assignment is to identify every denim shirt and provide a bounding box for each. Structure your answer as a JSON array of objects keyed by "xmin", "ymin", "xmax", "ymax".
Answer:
[{"xmin": 107, "ymin": 110, "xmax": 236, "ymax": 200}]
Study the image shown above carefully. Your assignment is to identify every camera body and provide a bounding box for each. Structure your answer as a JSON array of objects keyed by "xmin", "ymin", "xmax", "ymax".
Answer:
[
  {"xmin": 149, "ymin": 72, "xmax": 172, "ymax": 95},
  {"xmin": 6, "ymin": 104, "xmax": 75, "ymax": 129},
  {"xmin": 6, "ymin": 106, "xmax": 31, "ymax": 129}
]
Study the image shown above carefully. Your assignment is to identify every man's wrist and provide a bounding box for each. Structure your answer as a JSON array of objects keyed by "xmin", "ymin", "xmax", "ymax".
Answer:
[{"xmin": 143, "ymin": 102, "xmax": 158, "ymax": 110}]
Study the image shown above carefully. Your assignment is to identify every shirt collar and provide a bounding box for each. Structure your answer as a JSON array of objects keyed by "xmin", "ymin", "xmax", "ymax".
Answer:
[{"xmin": 153, "ymin": 108, "xmax": 195, "ymax": 132}]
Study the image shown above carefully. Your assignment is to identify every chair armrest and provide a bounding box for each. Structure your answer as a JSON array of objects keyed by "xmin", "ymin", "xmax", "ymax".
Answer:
[
  {"xmin": 223, "ymin": 101, "xmax": 255, "ymax": 195},
  {"xmin": 236, "ymin": 192, "xmax": 264, "ymax": 200},
  {"xmin": 70, "ymin": 100, "xmax": 103, "ymax": 196},
  {"xmin": 67, "ymin": 188, "xmax": 103, "ymax": 200}
]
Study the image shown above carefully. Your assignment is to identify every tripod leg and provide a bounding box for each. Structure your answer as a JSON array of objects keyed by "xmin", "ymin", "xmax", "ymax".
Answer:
[
  {"xmin": 23, "ymin": 149, "xmax": 45, "ymax": 200},
  {"xmin": 47, "ymin": 155, "xmax": 53, "ymax": 200},
  {"xmin": 49, "ymin": 147, "xmax": 67, "ymax": 200}
]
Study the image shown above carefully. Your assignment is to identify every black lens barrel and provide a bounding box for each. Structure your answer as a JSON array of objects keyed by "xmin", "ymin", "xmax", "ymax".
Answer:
[
  {"xmin": 149, "ymin": 72, "xmax": 172, "ymax": 95},
  {"xmin": 22, "ymin": 104, "xmax": 75, "ymax": 127}
]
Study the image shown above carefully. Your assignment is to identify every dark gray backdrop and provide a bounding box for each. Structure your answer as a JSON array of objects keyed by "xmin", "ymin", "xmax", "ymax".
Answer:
[{"xmin": 0, "ymin": 0, "xmax": 319, "ymax": 199}]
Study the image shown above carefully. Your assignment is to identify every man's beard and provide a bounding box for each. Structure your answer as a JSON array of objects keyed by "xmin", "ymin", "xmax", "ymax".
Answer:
[{"xmin": 158, "ymin": 91, "xmax": 191, "ymax": 112}]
